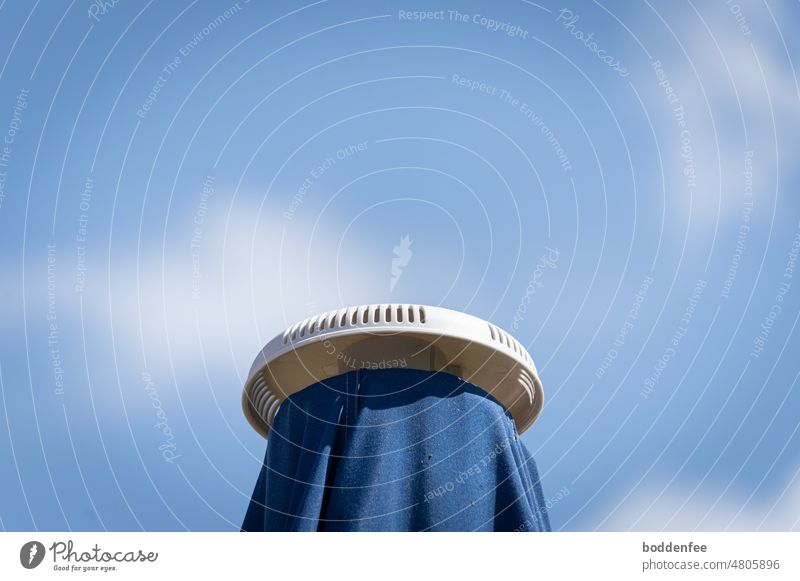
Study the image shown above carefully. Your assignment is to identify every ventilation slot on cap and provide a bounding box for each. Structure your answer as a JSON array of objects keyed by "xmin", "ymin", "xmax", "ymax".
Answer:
[{"xmin": 517, "ymin": 369, "xmax": 535, "ymax": 402}]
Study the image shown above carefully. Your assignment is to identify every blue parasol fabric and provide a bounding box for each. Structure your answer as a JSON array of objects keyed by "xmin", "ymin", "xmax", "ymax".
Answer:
[{"xmin": 241, "ymin": 368, "xmax": 551, "ymax": 531}]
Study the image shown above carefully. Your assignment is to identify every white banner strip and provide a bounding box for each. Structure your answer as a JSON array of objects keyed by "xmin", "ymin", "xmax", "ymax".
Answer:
[{"xmin": 1, "ymin": 532, "xmax": 798, "ymax": 580}]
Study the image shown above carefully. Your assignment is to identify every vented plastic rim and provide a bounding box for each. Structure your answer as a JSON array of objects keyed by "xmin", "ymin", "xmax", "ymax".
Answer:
[{"xmin": 242, "ymin": 304, "xmax": 543, "ymax": 438}]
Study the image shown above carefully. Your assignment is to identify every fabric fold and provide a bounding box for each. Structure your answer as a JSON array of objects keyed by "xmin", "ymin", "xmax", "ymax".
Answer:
[{"xmin": 242, "ymin": 368, "xmax": 551, "ymax": 532}]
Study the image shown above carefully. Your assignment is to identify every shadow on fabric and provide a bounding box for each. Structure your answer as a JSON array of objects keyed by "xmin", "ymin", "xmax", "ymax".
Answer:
[{"xmin": 241, "ymin": 368, "xmax": 551, "ymax": 531}]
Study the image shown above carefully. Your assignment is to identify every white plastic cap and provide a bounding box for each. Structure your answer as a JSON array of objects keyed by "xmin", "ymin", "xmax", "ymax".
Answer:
[{"xmin": 242, "ymin": 304, "xmax": 543, "ymax": 437}]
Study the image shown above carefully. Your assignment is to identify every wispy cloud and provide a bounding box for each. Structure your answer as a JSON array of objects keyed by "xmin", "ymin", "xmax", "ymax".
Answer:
[
  {"xmin": 603, "ymin": 468, "xmax": 800, "ymax": 530},
  {"xmin": 640, "ymin": 1, "xmax": 798, "ymax": 221}
]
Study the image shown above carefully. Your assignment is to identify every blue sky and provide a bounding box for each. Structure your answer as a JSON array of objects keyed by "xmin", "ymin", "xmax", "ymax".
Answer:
[{"xmin": 1, "ymin": 0, "xmax": 799, "ymax": 531}]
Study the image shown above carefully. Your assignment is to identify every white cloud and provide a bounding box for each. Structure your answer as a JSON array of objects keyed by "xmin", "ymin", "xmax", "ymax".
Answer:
[
  {"xmin": 95, "ymin": 197, "xmax": 388, "ymax": 380},
  {"xmin": 642, "ymin": 1, "xmax": 798, "ymax": 222},
  {"xmin": 603, "ymin": 469, "xmax": 800, "ymax": 531}
]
